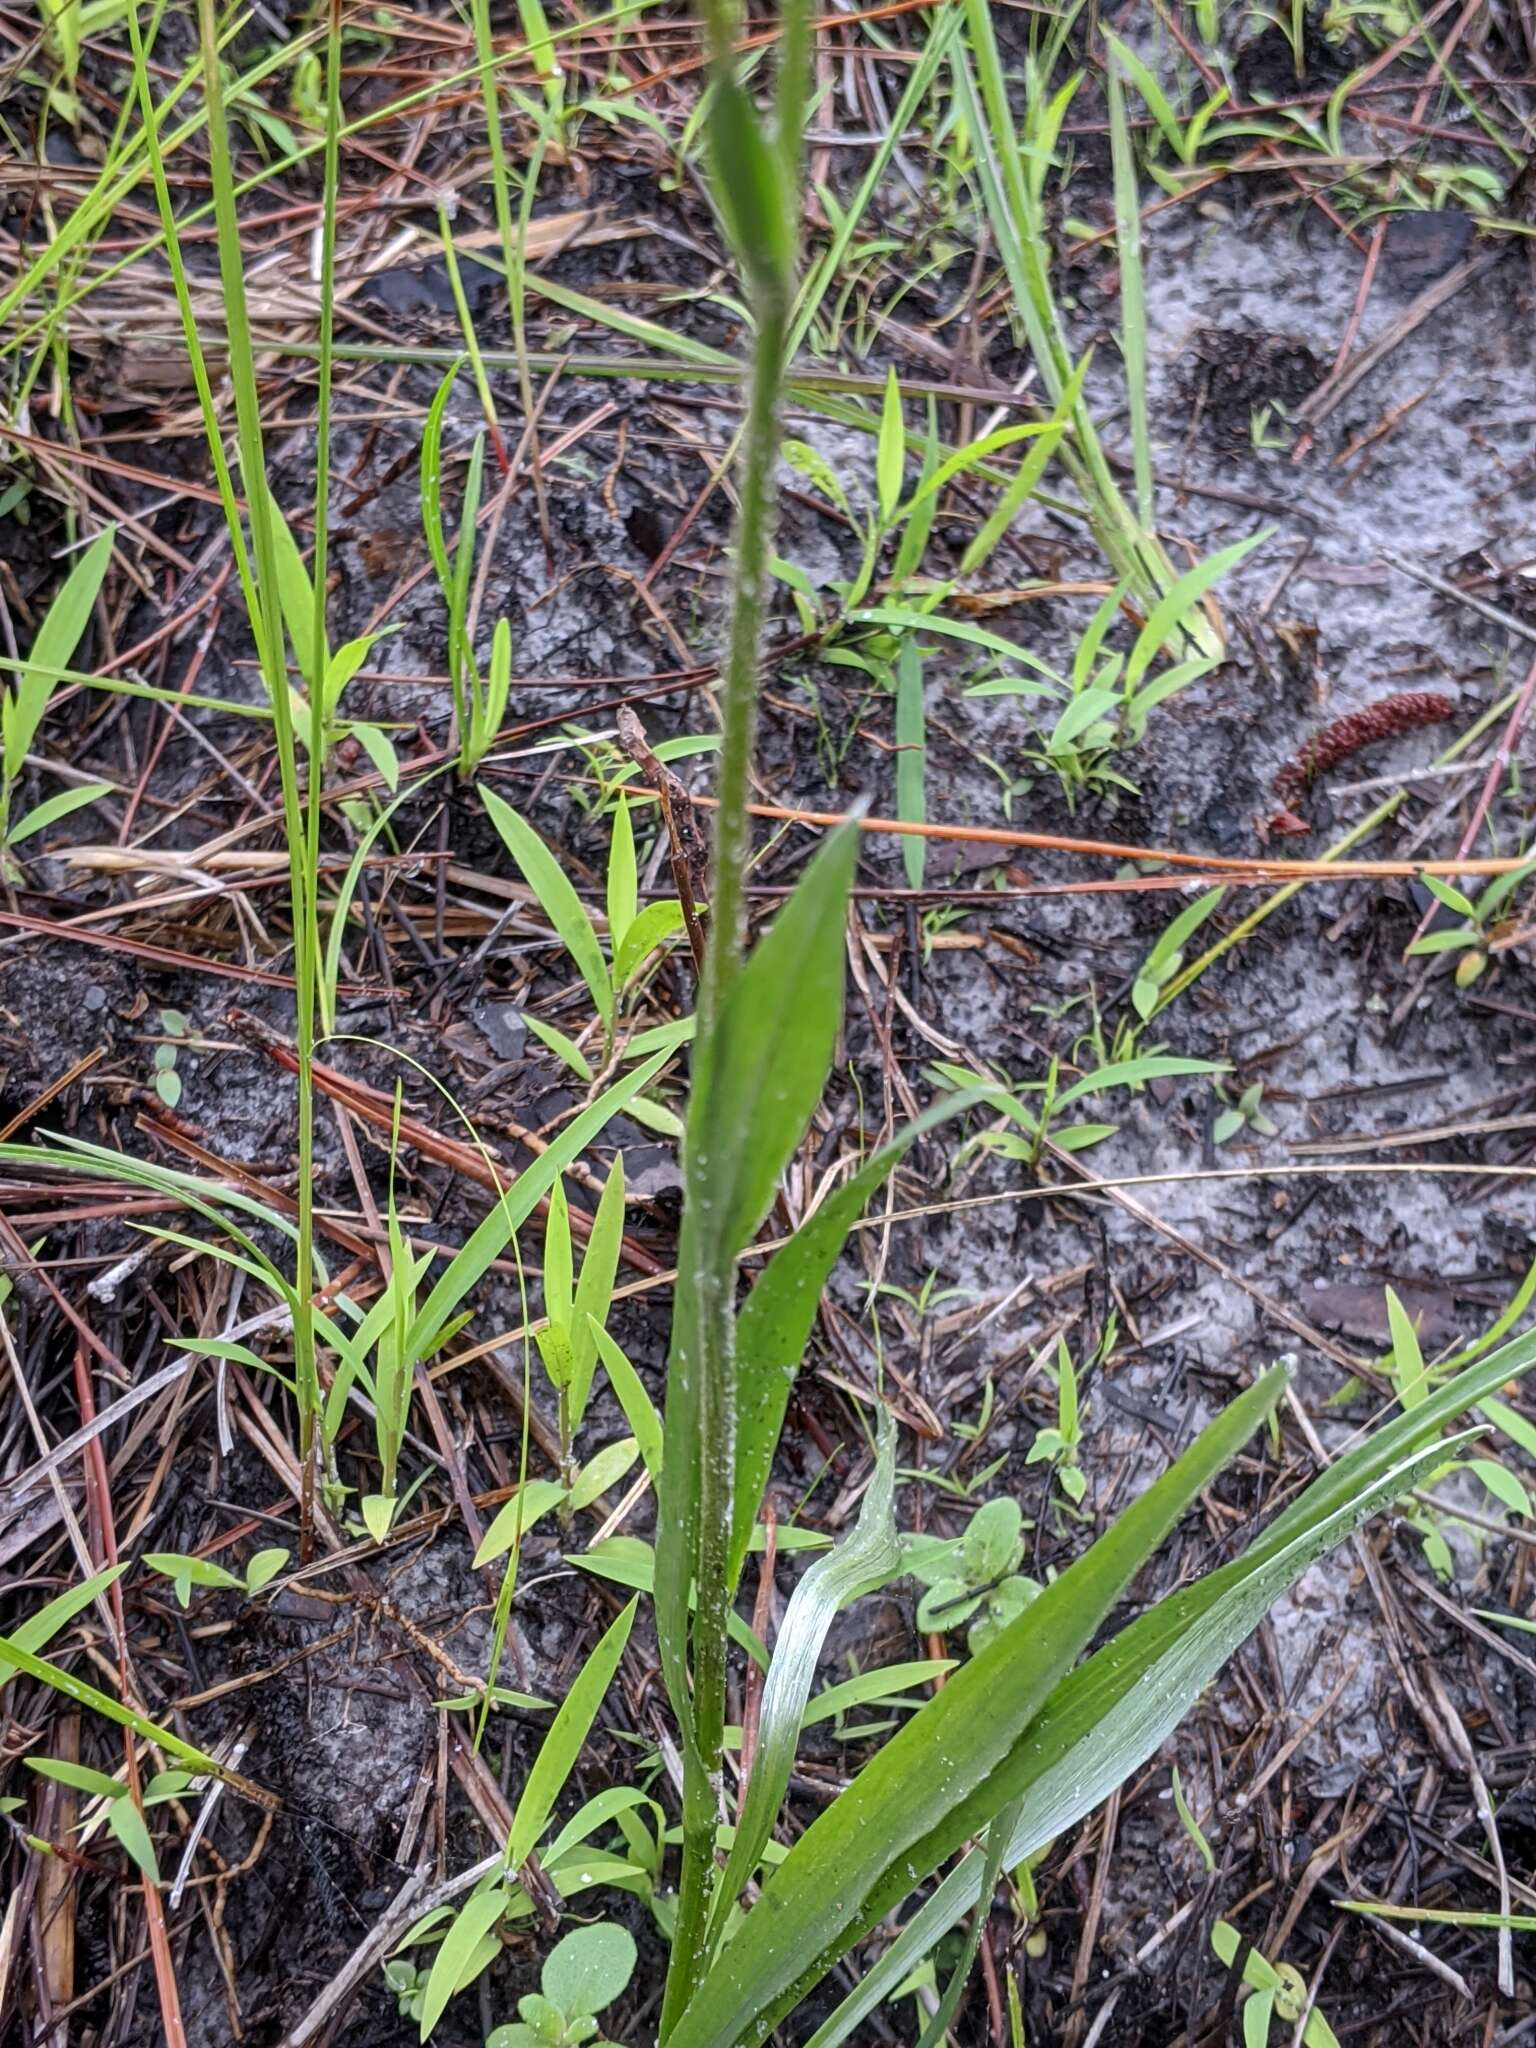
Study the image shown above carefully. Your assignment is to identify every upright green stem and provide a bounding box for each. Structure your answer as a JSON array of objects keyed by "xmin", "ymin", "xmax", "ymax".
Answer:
[
  {"xmin": 658, "ymin": 243, "xmax": 794, "ymax": 2048},
  {"xmin": 303, "ymin": 0, "xmax": 343, "ymax": 1510},
  {"xmin": 193, "ymin": 0, "xmax": 320, "ymax": 1540}
]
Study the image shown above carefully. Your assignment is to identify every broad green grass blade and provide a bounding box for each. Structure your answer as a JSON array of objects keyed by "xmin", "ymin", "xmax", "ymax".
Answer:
[
  {"xmin": 686, "ymin": 818, "xmax": 859, "ymax": 1263},
  {"xmin": 507, "ymin": 1596, "xmax": 637, "ymax": 1867},
  {"xmin": 6, "ymin": 526, "xmax": 115, "ymax": 782},
  {"xmin": 729, "ymin": 1091, "xmax": 977, "ymax": 1586},
  {"xmin": 798, "ymin": 1327, "xmax": 1536, "ymax": 2046},
  {"xmin": 666, "ymin": 1364, "xmax": 1289, "ymax": 2047},
  {"xmin": 474, "ymin": 1479, "xmax": 568, "ymax": 1568},
  {"xmin": 706, "ymin": 1412, "xmax": 900, "ymax": 1951},
  {"xmin": 483, "ymin": 786, "xmax": 613, "ymax": 1033},
  {"xmin": 407, "ymin": 1049, "xmax": 667, "ymax": 1358}
]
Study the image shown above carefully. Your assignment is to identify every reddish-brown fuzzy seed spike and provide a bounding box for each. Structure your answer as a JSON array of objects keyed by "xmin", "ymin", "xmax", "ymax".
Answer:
[{"xmin": 1267, "ymin": 690, "xmax": 1455, "ymax": 835}]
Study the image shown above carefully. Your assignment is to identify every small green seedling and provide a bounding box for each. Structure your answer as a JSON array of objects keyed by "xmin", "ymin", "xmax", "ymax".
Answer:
[
  {"xmin": 384, "ymin": 1960, "xmax": 432, "ymax": 2025},
  {"xmin": 533, "ymin": 1163, "xmax": 628, "ymax": 1490},
  {"xmin": 969, "ymin": 537, "xmax": 1267, "ymax": 807},
  {"xmin": 143, "ymin": 1546, "xmax": 289, "ymax": 1609},
  {"xmin": 1407, "ymin": 857, "xmax": 1536, "ymax": 988},
  {"xmin": 1213, "ymin": 1079, "xmax": 1279, "ymax": 1146},
  {"xmin": 421, "ymin": 370, "xmax": 513, "ymax": 780},
  {"xmin": 474, "ymin": 1435, "xmax": 643, "ymax": 1572},
  {"xmin": 413, "ymin": 1600, "xmax": 637, "ymax": 2033},
  {"xmin": 486, "ymin": 1922, "xmax": 637, "ymax": 2047},
  {"xmin": 1210, "ymin": 1919, "xmax": 1340, "ymax": 2046},
  {"xmin": 24, "ymin": 1758, "xmax": 193, "ymax": 1883},
  {"xmin": 772, "ymin": 367, "xmax": 1072, "ymax": 657},
  {"xmin": 1170, "ymin": 1764, "xmax": 1215, "ymax": 1874},
  {"xmin": 338, "ymin": 1089, "xmax": 442, "ymax": 1543},
  {"xmin": 869, "ymin": 1267, "xmax": 968, "ymax": 1321},
  {"xmin": 482, "ymin": 787, "xmax": 686, "ymax": 1084},
  {"xmin": 906, "ymin": 1496, "xmax": 1041, "ymax": 1654},
  {"xmin": 1025, "ymin": 1337, "xmax": 1087, "ymax": 1503},
  {"xmin": 264, "ymin": 486, "xmax": 399, "ymax": 789},
  {"xmin": 1131, "ymin": 889, "xmax": 1224, "ymax": 1023},
  {"xmin": 1383, "ymin": 1286, "xmax": 1533, "ymax": 1576},
  {"xmin": 152, "ymin": 1008, "xmax": 190, "ymax": 1110},
  {"xmin": 934, "ymin": 1051, "xmax": 1224, "ymax": 1170},
  {"xmin": 1, "ymin": 525, "xmax": 115, "ymax": 867}
]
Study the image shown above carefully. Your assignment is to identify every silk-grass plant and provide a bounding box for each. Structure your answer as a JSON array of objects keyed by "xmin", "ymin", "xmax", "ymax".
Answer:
[{"xmin": 630, "ymin": 9, "xmax": 1536, "ymax": 2045}]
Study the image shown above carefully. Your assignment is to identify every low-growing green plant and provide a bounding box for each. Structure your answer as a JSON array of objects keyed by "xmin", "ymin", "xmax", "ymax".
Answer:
[
  {"xmin": 1210, "ymin": 1919, "xmax": 1341, "ymax": 2047},
  {"xmin": 1381, "ymin": 1286, "xmax": 1535, "ymax": 1576},
  {"xmin": 533, "ymin": 1161, "xmax": 628, "ymax": 1491},
  {"xmin": 314, "ymin": 1058, "xmax": 667, "ymax": 1541},
  {"xmin": 486, "ymin": 1922, "xmax": 637, "ymax": 2048},
  {"xmin": 1025, "ymin": 1336, "xmax": 1088, "ymax": 1505},
  {"xmin": 143, "ymin": 1546, "xmax": 289, "ymax": 1609},
  {"xmin": 772, "ymin": 365, "xmax": 1074, "ymax": 654},
  {"xmin": 1212, "ymin": 1078, "xmax": 1279, "ymax": 1146},
  {"xmin": 150, "ymin": 1007, "xmax": 190, "ymax": 1110},
  {"xmin": 1131, "ymin": 887, "xmax": 1225, "ymax": 1023},
  {"xmin": 906, "ymin": 1497, "xmax": 1042, "ymax": 1655},
  {"xmin": 407, "ymin": 1599, "xmax": 639, "ymax": 2031},
  {"xmin": 264, "ymin": 487, "xmax": 401, "ymax": 785},
  {"xmin": 968, "ymin": 542, "xmax": 1268, "ymax": 806},
  {"xmin": 0, "ymin": 523, "xmax": 115, "ymax": 866},
  {"xmin": 22, "ymin": 1757, "xmax": 193, "ymax": 1885},
  {"xmin": 954, "ymin": 1, "xmax": 1235, "ymax": 662},
  {"xmin": 421, "ymin": 371, "xmax": 516, "ymax": 780},
  {"xmin": 1169, "ymin": 1761, "xmax": 1216, "ymax": 1873},
  {"xmin": 483, "ymin": 786, "xmax": 686, "ymax": 1090},
  {"xmin": 1407, "ymin": 856, "xmax": 1536, "ymax": 988},
  {"xmin": 933, "ymin": 1050, "xmax": 1225, "ymax": 1170},
  {"xmin": 0, "ymin": 1564, "xmax": 241, "ymax": 1796}
]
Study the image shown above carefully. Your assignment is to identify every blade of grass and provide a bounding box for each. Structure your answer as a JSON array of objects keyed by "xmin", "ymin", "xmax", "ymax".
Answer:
[{"xmin": 665, "ymin": 1364, "xmax": 1290, "ymax": 2047}]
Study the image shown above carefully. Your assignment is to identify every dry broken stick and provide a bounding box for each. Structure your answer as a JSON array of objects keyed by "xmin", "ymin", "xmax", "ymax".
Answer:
[{"xmin": 617, "ymin": 703, "xmax": 709, "ymax": 974}]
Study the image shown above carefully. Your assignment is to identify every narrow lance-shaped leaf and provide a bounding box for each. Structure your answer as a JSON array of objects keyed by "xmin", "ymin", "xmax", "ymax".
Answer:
[
  {"xmin": 587, "ymin": 1322, "xmax": 664, "ymax": 1481},
  {"xmin": 9, "ymin": 782, "xmax": 114, "ymax": 845},
  {"xmin": 407, "ymin": 1049, "xmax": 668, "ymax": 1360},
  {"xmin": 706, "ymin": 1410, "xmax": 902, "ymax": 1953},
  {"xmin": 729, "ymin": 1090, "xmax": 979, "ymax": 1588},
  {"xmin": 507, "ymin": 1596, "xmax": 637, "ymax": 1868},
  {"xmin": 655, "ymin": 824, "xmax": 860, "ymax": 1728},
  {"xmin": 876, "ymin": 368, "xmax": 904, "ymax": 525},
  {"xmin": 607, "ymin": 793, "xmax": 638, "ymax": 957},
  {"xmin": 418, "ymin": 1882, "xmax": 513, "ymax": 2039},
  {"xmin": 687, "ymin": 818, "xmax": 860, "ymax": 1264},
  {"xmin": 895, "ymin": 638, "xmax": 925, "ymax": 890},
  {"xmin": 570, "ymin": 1153, "xmax": 626, "ymax": 1429},
  {"xmin": 7, "ymin": 526, "xmax": 115, "ymax": 781},
  {"xmin": 482, "ymin": 786, "xmax": 612, "ymax": 1034}
]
